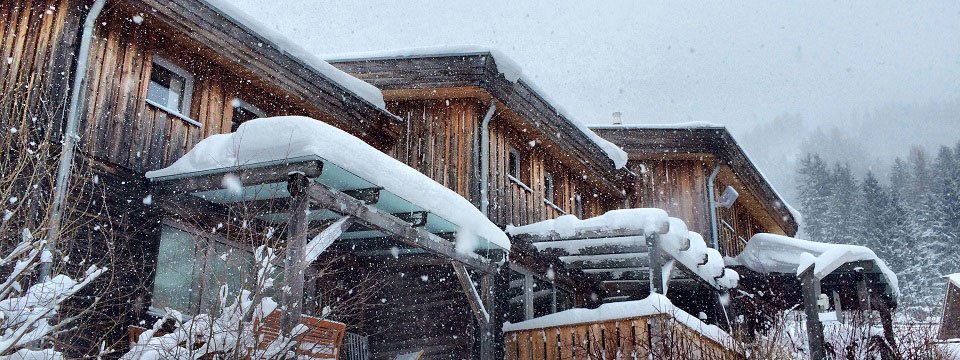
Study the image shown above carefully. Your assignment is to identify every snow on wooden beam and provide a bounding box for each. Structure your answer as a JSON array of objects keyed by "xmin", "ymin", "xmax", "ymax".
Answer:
[
  {"xmin": 511, "ymin": 226, "xmax": 665, "ymax": 243},
  {"xmin": 558, "ymin": 253, "xmax": 650, "ymax": 269},
  {"xmin": 153, "ymin": 160, "xmax": 324, "ymax": 194},
  {"xmin": 532, "ymin": 237, "xmax": 648, "ymax": 256},
  {"xmin": 304, "ymin": 181, "xmax": 496, "ymax": 273}
]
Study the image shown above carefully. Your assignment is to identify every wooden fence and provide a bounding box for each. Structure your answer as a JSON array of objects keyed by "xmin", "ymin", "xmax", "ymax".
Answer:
[{"xmin": 504, "ymin": 314, "xmax": 744, "ymax": 360}]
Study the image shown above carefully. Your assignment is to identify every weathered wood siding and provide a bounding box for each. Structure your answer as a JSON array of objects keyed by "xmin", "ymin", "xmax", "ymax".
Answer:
[
  {"xmin": 363, "ymin": 264, "xmax": 478, "ymax": 359},
  {"xmin": 629, "ymin": 159, "xmax": 712, "ymax": 237},
  {"xmin": 504, "ymin": 314, "xmax": 744, "ymax": 360},
  {"xmin": 0, "ymin": 0, "xmax": 80, "ymax": 137},
  {"xmin": 487, "ymin": 115, "xmax": 608, "ymax": 227},
  {"xmin": 390, "ymin": 99, "xmax": 480, "ymax": 202}
]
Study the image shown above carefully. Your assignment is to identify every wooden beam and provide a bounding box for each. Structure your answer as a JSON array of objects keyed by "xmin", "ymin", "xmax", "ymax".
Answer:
[
  {"xmin": 152, "ymin": 160, "xmax": 323, "ymax": 194},
  {"xmin": 799, "ymin": 268, "xmax": 827, "ymax": 360},
  {"xmin": 393, "ymin": 211, "xmax": 429, "ymax": 227},
  {"xmin": 304, "ymin": 181, "xmax": 496, "ymax": 273},
  {"xmin": 531, "ymin": 238, "xmax": 648, "ymax": 256},
  {"xmin": 281, "ymin": 172, "xmax": 312, "ymax": 335},
  {"xmin": 511, "ymin": 224, "xmax": 667, "ymax": 243},
  {"xmin": 343, "ymin": 187, "xmax": 382, "ymax": 205},
  {"xmin": 648, "ymin": 233, "xmax": 665, "ymax": 294},
  {"xmin": 452, "ymin": 262, "xmax": 489, "ymax": 324},
  {"xmin": 558, "ymin": 253, "xmax": 650, "ymax": 269}
]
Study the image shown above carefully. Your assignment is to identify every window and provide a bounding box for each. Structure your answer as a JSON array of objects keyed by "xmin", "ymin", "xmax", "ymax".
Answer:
[
  {"xmin": 508, "ymin": 147, "xmax": 521, "ymax": 179},
  {"xmin": 543, "ymin": 172, "xmax": 555, "ymax": 203},
  {"xmin": 151, "ymin": 224, "xmax": 268, "ymax": 315},
  {"xmin": 532, "ymin": 278, "xmax": 553, "ymax": 318},
  {"xmin": 147, "ymin": 56, "xmax": 194, "ymax": 116},
  {"xmin": 574, "ymin": 193, "xmax": 583, "ymax": 218},
  {"xmin": 230, "ymin": 98, "xmax": 266, "ymax": 132}
]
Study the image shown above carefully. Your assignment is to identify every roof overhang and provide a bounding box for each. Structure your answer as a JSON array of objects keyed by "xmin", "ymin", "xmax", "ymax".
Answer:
[
  {"xmin": 329, "ymin": 53, "xmax": 634, "ymax": 194},
  {"xmin": 120, "ymin": 0, "xmax": 402, "ymax": 143},
  {"xmin": 591, "ymin": 126, "xmax": 799, "ymax": 235}
]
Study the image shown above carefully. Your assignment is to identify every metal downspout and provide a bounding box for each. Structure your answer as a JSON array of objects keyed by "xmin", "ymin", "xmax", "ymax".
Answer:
[
  {"xmin": 479, "ymin": 102, "xmax": 497, "ymax": 216},
  {"xmin": 707, "ymin": 163, "xmax": 722, "ymax": 250},
  {"xmin": 41, "ymin": 0, "xmax": 108, "ymax": 280}
]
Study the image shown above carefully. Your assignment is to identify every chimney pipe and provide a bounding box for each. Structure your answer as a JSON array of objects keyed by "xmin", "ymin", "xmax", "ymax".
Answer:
[{"xmin": 612, "ymin": 112, "xmax": 622, "ymax": 125}]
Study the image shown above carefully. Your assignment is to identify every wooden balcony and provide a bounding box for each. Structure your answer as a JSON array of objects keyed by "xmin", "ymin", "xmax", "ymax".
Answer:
[{"xmin": 504, "ymin": 313, "xmax": 743, "ymax": 360}]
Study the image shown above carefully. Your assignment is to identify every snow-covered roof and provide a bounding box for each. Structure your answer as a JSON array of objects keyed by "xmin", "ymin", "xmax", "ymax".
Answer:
[
  {"xmin": 327, "ymin": 45, "xmax": 629, "ymax": 169},
  {"xmin": 146, "ymin": 116, "xmax": 510, "ymax": 251},
  {"xmin": 507, "ymin": 209, "xmax": 738, "ymax": 290},
  {"xmin": 202, "ymin": 0, "xmax": 386, "ymax": 111},
  {"xmin": 590, "ymin": 124, "xmax": 802, "ymax": 230},
  {"xmin": 948, "ymin": 273, "xmax": 960, "ymax": 288},
  {"xmin": 502, "ymin": 293, "xmax": 738, "ymax": 348},
  {"xmin": 734, "ymin": 233, "xmax": 899, "ymax": 296}
]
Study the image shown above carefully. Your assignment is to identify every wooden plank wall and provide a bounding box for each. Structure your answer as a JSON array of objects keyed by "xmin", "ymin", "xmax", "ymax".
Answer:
[
  {"xmin": 0, "ymin": 0, "xmax": 80, "ymax": 136},
  {"xmin": 487, "ymin": 116, "xmax": 606, "ymax": 227},
  {"xmin": 630, "ymin": 159, "xmax": 712, "ymax": 236},
  {"xmin": 504, "ymin": 315, "xmax": 744, "ymax": 360},
  {"xmin": 362, "ymin": 263, "xmax": 478, "ymax": 360},
  {"xmin": 76, "ymin": 9, "xmax": 336, "ymax": 174},
  {"xmin": 390, "ymin": 99, "xmax": 479, "ymax": 202}
]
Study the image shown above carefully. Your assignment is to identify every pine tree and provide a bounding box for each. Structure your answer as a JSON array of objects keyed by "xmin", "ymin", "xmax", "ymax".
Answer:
[
  {"xmin": 796, "ymin": 154, "xmax": 833, "ymax": 241},
  {"xmin": 829, "ymin": 163, "xmax": 862, "ymax": 246}
]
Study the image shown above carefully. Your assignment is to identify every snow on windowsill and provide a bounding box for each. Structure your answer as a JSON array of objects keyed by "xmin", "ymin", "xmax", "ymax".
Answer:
[
  {"xmin": 145, "ymin": 116, "xmax": 510, "ymax": 251},
  {"xmin": 326, "ymin": 45, "xmax": 628, "ymax": 169}
]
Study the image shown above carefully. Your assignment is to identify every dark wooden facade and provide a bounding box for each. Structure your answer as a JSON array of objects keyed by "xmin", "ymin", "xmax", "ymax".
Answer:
[
  {"xmin": 3, "ymin": 0, "xmax": 806, "ymax": 358},
  {"xmin": 593, "ymin": 126, "xmax": 798, "ymax": 257}
]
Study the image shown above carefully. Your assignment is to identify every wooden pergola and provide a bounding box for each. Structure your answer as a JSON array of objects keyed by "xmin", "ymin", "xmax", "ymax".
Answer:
[
  {"xmin": 150, "ymin": 158, "xmax": 507, "ymax": 358},
  {"xmin": 509, "ymin": 214, "xmax": 737, "ymax": 327}
]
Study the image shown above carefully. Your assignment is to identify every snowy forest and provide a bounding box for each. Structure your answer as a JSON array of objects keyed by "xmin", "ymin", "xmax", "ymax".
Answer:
[{"xmin": 795, "ymin": 142, "xmax": 960, "ymax": 316}]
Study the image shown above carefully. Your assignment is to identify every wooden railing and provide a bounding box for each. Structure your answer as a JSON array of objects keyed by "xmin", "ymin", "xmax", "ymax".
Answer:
[{"xmin": 504, "ymin": 314, "xmax": 744, "ymax": 360}]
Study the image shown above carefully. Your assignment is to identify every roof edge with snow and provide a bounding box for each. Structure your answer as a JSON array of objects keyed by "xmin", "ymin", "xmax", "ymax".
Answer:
[{"xmin": 327, "ymin": 47, "xmax": 631, "ymax": 179}]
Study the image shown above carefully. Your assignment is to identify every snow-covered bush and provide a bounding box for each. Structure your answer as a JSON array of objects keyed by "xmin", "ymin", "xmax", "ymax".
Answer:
[
  {"xmin": 746, "ymin": 309, "xmax": 956, "ymax": 359},
  {"xmin": 121, "ymin": 245, "xmax": 304, "ymax": 360},
  {"xmin": 0, "ymin": 229, "xmax": 105, "ymax": 359}
]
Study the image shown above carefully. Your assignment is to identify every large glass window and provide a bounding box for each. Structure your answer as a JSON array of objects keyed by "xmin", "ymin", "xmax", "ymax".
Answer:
[
  {"xmin": 532, "ymin": 278, "xmax": 553, "ymax": 318},
  {"xmin": 152, "ymin": 225, "xmax": 260, "ymax": 315},
  {"xmin": 152, "ymin": 226, "xmax": 197, "ymax": 312}
]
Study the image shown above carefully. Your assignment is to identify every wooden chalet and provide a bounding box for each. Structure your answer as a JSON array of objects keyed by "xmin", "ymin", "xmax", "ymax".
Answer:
[{"xmin": 2, "ymin": 0, "xmax": 900, "ymax": 359}]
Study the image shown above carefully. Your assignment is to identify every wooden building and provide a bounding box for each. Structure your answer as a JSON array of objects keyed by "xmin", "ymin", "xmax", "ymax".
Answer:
[
  {"xmin": 1, "ymin": 0, "xmax": 893, "ymax": 359},
  {"xmin": 941, "ymin": 274, "xmax": 960, "ymax": 341}
]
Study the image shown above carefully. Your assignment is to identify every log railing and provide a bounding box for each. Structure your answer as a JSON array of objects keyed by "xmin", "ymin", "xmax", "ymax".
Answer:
[{"xmin": 504, "ymin": 314, "xmax": 744, "ymax": 360}]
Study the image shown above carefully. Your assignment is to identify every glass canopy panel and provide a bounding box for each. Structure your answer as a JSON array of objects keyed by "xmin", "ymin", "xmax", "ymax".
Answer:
[{"xmin": 177, "ymin": 158, "xmax": 508, "ymax": 252}]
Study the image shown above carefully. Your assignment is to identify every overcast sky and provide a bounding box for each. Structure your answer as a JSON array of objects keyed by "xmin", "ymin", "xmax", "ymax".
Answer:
[{"xmin": 228, "ymin": 1, "xmax": 960, "ymax": 133}]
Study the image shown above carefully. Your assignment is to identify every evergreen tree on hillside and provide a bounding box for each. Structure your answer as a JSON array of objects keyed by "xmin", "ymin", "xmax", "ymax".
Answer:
[
  {"xmin": 829, "ymin": 163, "xmax": 862, "ymax": 245},
  {"xmin": 859, "ymin": 171, "xmax": 902, "ymax": 266},
  {"xmin": 796, "ymin": 154, "xmax": 833, "ymax": 241}
]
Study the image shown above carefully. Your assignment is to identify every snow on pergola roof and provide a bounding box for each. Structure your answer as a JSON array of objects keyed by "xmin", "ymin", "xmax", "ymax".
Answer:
[
  {"xmin": 947, "ymin": 273, "xmax": 960, "ymax": 288},
  {"xmin": 146, "ymin": 116, "xmax": 510, "ymax": 252},
  {"xmin": 326, "ymin": 45, "xmax": 629, "ymax": 169},
  {"xmin": 733, "ymin": 233, "xmax": 899, "ymax": 297},
  {"xmin": 507, "ymin": 209, "xmax": 739, "ymax": 291}
]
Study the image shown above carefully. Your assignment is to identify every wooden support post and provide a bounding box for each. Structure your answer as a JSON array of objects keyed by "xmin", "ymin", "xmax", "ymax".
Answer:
[
  {"xmin": 799, "ymin": 269, "xmax": 827, "ymax": 360},
  {"xmin": 876, "ymin": 298, "xmax": 901, "ymax": 360},
  {"xmin": 452, "ymin": 262, "xmax": 488, "ymax": 324},
  {"xmin": 479, "ymin": 272, "xmax": 500, "ymax": 360},
  {"xmin": 281, "ymin": 172, "xmax": 311, "ymax": 335},
  {"xmin": 647, "ymin": 233, "xmax": 664, "ymax": 295}
]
